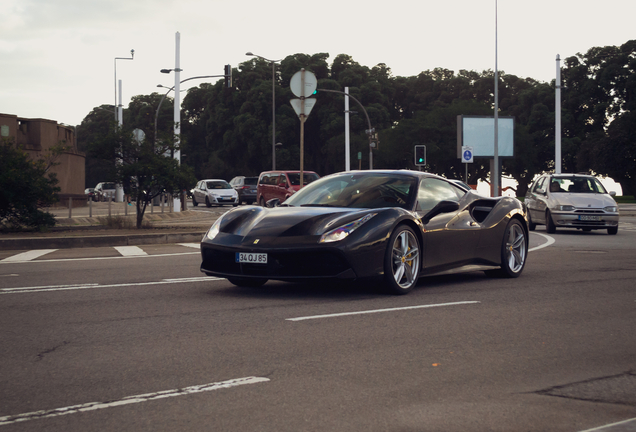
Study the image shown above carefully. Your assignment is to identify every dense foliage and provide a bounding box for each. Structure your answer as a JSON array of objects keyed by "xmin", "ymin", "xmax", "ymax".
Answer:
[
  {"xmin": 80, "ymin": 40, "xmax": 636, "ymax": 198},
  {"xmin": 0, "ymin": 139, "xmax": 60, "ymax": 229}
]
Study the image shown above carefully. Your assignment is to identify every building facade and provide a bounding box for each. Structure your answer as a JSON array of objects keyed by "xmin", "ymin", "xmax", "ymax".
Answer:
[{"xmin": 1, "ymin": 113, "xmax": 85, "ymax": 203}]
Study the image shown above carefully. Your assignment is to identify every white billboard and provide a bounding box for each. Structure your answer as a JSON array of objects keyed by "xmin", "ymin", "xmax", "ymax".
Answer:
[{"xmin": 457, "ymin": 115, "xmax": 514, "ymax": 158}]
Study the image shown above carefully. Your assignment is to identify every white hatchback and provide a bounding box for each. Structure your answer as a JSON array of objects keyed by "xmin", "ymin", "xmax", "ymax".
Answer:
[
  {"xmin": 192, "ymin": 179, "xmax": 239, "ymax": 207},
  {"xmin": 525, "ymin": 174, "xmax": 619, "ymax": 235}
]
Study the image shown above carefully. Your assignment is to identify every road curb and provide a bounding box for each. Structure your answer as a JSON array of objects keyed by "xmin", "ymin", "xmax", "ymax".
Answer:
[{"xmin": 0, "ymin": 232, "xmax": 206, "ymax": 251}]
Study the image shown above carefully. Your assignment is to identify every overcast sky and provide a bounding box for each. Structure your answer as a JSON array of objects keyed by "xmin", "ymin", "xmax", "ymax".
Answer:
[{"xmin": 1, "ymin": 0, "xmax": 634, "ymax": 127}]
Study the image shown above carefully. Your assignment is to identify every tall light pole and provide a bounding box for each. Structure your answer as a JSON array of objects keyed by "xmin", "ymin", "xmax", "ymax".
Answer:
[
  {"xmin": 154, "ymin": 74, "xmax": 225, "ymax": 144},
  {"xmin": 160, "ymin": 32, "xmax": 183, "ymax": 211},
  {"xmin": 114, "ymin": 49, "xmax": 134, "ymax": 123},
  {"xmin": 246, "ymin": 52, "xmax": 281, "ymax": 170},
  {"xmin": 493, "ymin": 0, "xmax": 500, "ymax": 197}
]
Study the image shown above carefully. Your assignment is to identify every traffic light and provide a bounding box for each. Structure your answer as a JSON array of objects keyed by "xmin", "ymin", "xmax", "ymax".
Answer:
[
  {"xmin": 414, "ymin": 145, "xmax": 426, "ymax": 166},
  {"xmin": 224, "ymin": 64, "xmax": 232, "ymax": 88}
]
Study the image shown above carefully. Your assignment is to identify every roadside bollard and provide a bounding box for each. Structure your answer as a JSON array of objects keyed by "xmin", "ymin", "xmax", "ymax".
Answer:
[
  {"xmin": 68, "ymin": 197, "xmax": 73, "ymax": 218},
  {"xmin": 89, "ymin": 196, "xmax": 93, "ymax": 217},
  {"xmin": 108, "ymin": 197, "xmax": 112, "ymax": 216}
]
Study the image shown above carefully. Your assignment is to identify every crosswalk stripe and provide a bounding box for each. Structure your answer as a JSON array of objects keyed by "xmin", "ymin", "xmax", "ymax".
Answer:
[
  {"xmin": 114, "ymin": 246, "xmax": 147, "ymax": 256},
  {"xmin": 178, "ymin": 243, "xmax": 200, "ymax": 249},
  {"xmin": 1, "ymin": 249, "xmax": 58, "ymax": 262}
]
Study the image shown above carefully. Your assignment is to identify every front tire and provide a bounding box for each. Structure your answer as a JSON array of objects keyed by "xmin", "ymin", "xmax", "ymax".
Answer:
[
  {"xmin": 259, "ymin": 197, "xmax": 266, "ymax": 207},
  {"xmin": 546, "ymin": 210, "xmax": 556, "ymax": 234},
  {"xmin": 205, "ymin": 197, "xmax": 211, "ymax": 208},
  {"xmin": 192, "ymin": 196, "xmax": 198, "ymax": 207},
  {"xmin": 484, "ymin": 219, "xmax": 527, "ymax": 278},
  {"xmin": 608, "ymin": 226, "xmax": 618, "ymax": 235},
  {"xmin": 383, "ymin": 224, "xmax": 420, "ymax": 295},
  {"xmin": 227, "ymin": 277, "xmax": 267, "ymax": 288}
]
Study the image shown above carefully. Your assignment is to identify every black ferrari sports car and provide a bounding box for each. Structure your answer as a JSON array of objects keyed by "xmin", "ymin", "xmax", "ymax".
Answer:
[{"xmin": 200, "ymin": 170, "xmax": 528, "ymax": 294}]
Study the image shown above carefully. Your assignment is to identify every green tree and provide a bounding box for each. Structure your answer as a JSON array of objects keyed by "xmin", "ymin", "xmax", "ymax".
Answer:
[
  {"xmin": 1, "ymin": 138, "xmax": 60, "ymax": 229},
  {"xmin": 90, "ymin": 126, "xmax": 196, "ymax": 228}
]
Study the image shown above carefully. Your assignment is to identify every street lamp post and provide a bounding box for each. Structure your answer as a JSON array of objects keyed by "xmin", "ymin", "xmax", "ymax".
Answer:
[
  {"xmin": 154, "ymin": 75, "xmax": 225, "ymax": 145},
  {"xmin": 114, "ymin": 49, "xmax": 134, "ymax": 123},
  {"xmin": 246, "ymin": 52, "xmax": 281, "ymax": 170}
]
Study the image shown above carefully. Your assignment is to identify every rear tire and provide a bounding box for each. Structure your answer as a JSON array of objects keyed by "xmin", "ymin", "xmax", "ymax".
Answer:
[
  {"xmin": 484, "ymin": 219, "xmax": 527, "ymax": 278},
  {"xmin": 527, "ymin": 212, "xmax": 536, "ymax": 231},
  {"xmin": 227, "ymin": 277, "xmax": 267, "ymax": 288},
  {"xmin": 383, "ymin": 224, "xmax": 420, "ymax": 295},
  {"xmin": 259, "ymin": 197, "xmax": 266, "ymax": 207},
  {"xmin": 546, "ymin": 210, "xmax": 556, "ymax": 234}
]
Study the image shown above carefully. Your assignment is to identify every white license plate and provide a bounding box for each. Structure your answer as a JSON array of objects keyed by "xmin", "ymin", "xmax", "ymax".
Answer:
[
  {"xmin": 236, "ymin": 252, "xmax": 268, "ymax": 264},
  {"xmin": 579, "ymin": 215, "xmax": 601, "ymax": 221}
]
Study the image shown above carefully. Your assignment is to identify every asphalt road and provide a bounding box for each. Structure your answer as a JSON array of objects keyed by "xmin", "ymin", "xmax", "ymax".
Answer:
[{"xmin": 1, "ymin": 220, "xmax": 635, "ymax": 431}]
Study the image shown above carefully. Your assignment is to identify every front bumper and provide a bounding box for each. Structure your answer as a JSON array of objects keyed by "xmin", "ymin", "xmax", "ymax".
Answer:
[
  {"xmin": 551, "ymin": 211, "xmax": 619, "ymax": 229},
  {"xmin": 200, "ymin": 242, "xmax": 357, "ymax": 281}
]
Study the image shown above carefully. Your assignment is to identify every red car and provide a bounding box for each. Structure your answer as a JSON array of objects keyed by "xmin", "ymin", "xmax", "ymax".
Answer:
[{"xmin": 256, "ymin": 171, "xmax": 319, "ymax": 206}]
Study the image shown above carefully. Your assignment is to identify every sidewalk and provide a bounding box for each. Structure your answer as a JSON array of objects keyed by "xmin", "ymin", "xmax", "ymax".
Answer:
[{"xmin": 0, "ymin": 201, "xmax": 225, "ymax": 251}]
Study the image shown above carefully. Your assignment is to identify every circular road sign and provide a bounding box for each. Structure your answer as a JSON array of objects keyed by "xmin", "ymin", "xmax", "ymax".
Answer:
[
  {"xmin": 462, "ymin": 146, "xmax": 473, "ymax": 163},
  {"xmin": 290, "ymin": 70, "xmax": 317, "ymax": 98}
]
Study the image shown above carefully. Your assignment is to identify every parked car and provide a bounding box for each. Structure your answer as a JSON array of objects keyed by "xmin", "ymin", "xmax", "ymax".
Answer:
[
  {"xmin": 201, "ymin": 170, "xmax": 528, "ymax": 294},
  {"xmin": 524, "ymin": 173, "xmax": 619, "ymax": 234},
  {"xmin": 94, "ymin": 182, "xmax": 117, "ymax": 202},
  {"xmin": 84, "ymin": 188, "xmax": 96, "ymax": 200},
  {"xmin": 192, "ymin": 179, "xmax": 239, "ymax": 207},
  {"xmin": 229, "ymin": 176, "xmax": 259, "ymax": 205},
  {"xmin": 256, "ymin": 170, "xmax": 320, "ymax": 206}
]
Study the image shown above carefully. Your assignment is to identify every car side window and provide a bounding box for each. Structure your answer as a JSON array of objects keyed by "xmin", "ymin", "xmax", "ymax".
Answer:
[
  {"xmin": 417, "ymin": 178, "xmax": 461, "ymax": 212},
  {"xmin": 533, "ymin": 177, "xmax": 546, "ymax": 193}
]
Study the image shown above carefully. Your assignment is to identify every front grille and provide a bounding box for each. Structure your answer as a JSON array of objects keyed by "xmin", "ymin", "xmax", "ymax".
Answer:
[{"xmin": 202, "ymin": 248, "xmax": 351, "ymax": 278}]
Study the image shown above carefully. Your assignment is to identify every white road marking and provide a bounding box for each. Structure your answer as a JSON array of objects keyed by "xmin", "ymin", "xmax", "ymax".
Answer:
[
  {"xmin": 0, "ymin": 251, "xmax": 199, "ymax": 264},
  {"xmin": 0, "ymin": 277, "xmax": 225, "ymax": 295},
  {"xmin": 578, "ymin": 417, "xmax": 636, "ymax": 431},
  {"xmin": 529, "ymin": 232, "xmax": 555, "ymax": 252},
  {"xmin": 1, "ymin": 249, "xmax": 57, "ymax": 263},
  {"xmin": 0, "ymin": 376, "xmax": 269, "ymax": 426},
  {"xmin": 287, "ymin": 301, "xmax": 480, "ymax": 321},
  {"xmin": 114, "ymin": 246, "xmax": 147, "ymax": 256},
  {"xmin": 179, "ymin": 243, "xmax": 201, "ymax": 249}
]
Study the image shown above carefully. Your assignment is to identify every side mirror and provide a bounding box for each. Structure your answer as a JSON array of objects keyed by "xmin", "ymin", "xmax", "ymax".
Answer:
[
  {"xmin": 422, "ymin": 200, "xmax": 460, "ymax": 224},
  {"xmin": 610, "ymin": 191, "xmax": 616, "ymax": 197},
  {"xmin": 536, "ymin": 188, "xmax": 546, "ymax": 195},
  {"xmin": 265, "ymin": 198, "xmax": 281, "ymax": 208}
]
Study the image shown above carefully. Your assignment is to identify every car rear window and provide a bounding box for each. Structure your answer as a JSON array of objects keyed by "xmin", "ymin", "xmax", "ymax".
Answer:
[
  {"xmin": 103, "ymin": 183, "xmax": 116, "ymax": 189},
  {"xmin": 244, "ymin": 177, "xmax": 258, "ymax": 185}
]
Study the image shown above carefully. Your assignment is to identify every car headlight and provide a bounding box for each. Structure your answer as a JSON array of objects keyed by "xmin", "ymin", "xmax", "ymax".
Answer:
[
  {"xmin": 206, "ymin": 217, "xmax": 223, "ymax": 240},
  {"xmin": 557, "ymin": 205, "xmax": 575, "ymax": 211},
  {"xmin": 604, "ymin": 205, "xmax": 618, "ymax": 213},
  {"xmin": 319, "ymin": 213, "xmax": 377, "ymax": 243}
]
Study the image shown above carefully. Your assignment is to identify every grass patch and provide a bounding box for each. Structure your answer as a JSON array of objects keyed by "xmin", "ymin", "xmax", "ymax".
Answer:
[
  {"xmin": 614, "ymin": 195, "xmax": 635, "ymax": 203},
  {"xmin": 97, "ymin": 215, "xmax": 152, "ymax": 229}
]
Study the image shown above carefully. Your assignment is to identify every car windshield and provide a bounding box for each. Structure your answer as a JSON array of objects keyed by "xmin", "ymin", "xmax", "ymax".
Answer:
[
  {"xmin": 551, "ymin": 177, "xmax": 607, "ymax": 194},
  {"xmin": 284, "ymin": 173, "xmax": 416, "ymax": 209},
  {"xmin": 206, "ymin": 181, "xmax": 231, "ymax": 189},
  {"xmin": 287, "ymin": 173, "xmax": 319, "ymax": 186}
]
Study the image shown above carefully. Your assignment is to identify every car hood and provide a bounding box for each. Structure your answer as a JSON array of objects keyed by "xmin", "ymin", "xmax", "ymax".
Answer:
[
  {"xmin": 550, "ymin": 193, "xmax": 615, "ymax": 209},
  {"xmin": 216, "ymin": 206, "xmax": 376, "ymax": 238}
]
